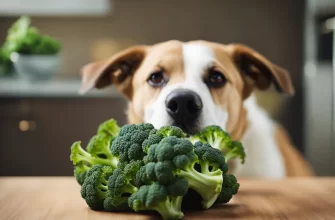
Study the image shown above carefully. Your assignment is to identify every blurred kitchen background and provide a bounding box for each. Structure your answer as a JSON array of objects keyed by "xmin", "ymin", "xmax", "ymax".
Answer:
[{"xmin": 0, "ymin": 0, "xmax": 334, "ymax": 176}]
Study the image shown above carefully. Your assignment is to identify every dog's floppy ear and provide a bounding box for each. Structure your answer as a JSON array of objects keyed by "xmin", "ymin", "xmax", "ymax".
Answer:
[
  {"xmin": 79, "ymin": 45, "xmax": 148, "ymax": 98},
  {"xmin": 227, "ymin": 44, "xmax": 294, "ymax": 96}
]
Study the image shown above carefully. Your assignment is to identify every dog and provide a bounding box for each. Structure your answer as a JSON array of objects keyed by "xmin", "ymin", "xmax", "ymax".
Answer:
[{"xmin": 79, "ymin": 40, "xmax": 314, "ymax": 178}]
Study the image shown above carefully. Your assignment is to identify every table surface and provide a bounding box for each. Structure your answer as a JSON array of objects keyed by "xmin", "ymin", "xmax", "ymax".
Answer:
[{"xmin": 0, "ymin": 177, "xmax": 334, "ymax": 220}]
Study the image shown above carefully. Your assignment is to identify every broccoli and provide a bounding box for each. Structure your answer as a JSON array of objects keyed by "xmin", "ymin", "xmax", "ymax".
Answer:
[
  {"xmin": 70, "ymin": 119, "xmax": 120, "ymax": 185},
  {"xmin": 176, "ymin": 141, "xmax": 226, "ymax": 209},
  {"xmin": 225, "ymin": 141, "xmax": 246, "ymax": 164},
  {"xmin": 142, "ymin": 134, "xmax": 163, "ymax": 153},
  {"xmin": 70, "ymin": 141, "xmax": 118, "ymax": 168},
  {"xmin": 86, "ymin": 135, "xmax": 116, "ymax": 162},
  {"xmin": 128, "ymin": 181, "xmax": 187, "ymax": 220},
  {"xmin": 69, "ymin": 120, "xmax": 243, "ymax": 219},
  {"xmin": 97, "ymin": 119, "xmax": 120, "ymax": 137},
  {"xmin": 104, "ymin": 160, "xmax": 142, "ymax": 210},
  {"xmin": 216, "ymin": 174, "xmax": 240, "ymax": 204},
  {"xmin": 111, "ymin": 123, "xmax": 155, "ymax": 163},
  {"xmin": 143, "ymin": 136, "xmax": 225, "ymax": 209},
  {"xmin": 80, "ymin": 165, "xmax": 114, "ymax": 210},
  {"xmin": 190, "ymin": 125, "xmax": 246, "ymax": 164},
  {"xmin": 156, "ymin": 126, "xmax": 187, "ymax": 138},
  {"xmin": 73, "ymin": 162, "xmax": 90, "ymax": 185}
]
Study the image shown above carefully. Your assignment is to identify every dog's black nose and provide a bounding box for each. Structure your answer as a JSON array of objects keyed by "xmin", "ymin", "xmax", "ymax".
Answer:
[{"xmin": 165, "ymin": 89, "xmax": 203, "ymax": 124}]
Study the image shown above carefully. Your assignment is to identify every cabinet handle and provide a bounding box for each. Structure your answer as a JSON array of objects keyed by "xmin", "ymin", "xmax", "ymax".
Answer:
[{"xmin": 18, "ymin": 120, "xmax": 36, "ymax": 132}]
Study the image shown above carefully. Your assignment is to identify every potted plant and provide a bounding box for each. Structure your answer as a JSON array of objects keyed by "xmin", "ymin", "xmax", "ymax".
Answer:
[{"xmin": 0, "ymin": 16, "xmax": 61, "ymax": 80}]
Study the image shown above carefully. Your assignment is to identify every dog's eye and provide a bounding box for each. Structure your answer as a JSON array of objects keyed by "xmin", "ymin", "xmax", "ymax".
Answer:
[
  {"xmin": 206, "ymin": 69, "xmax": 226, "ymax": 88},
  {"xmin": 147, "ymin": 71, "xmax": 167, "ymax": 87}
]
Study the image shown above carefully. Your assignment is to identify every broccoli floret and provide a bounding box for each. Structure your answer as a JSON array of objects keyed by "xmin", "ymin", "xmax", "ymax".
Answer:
[
  {"xmin": 156, "ymin": 126, "xmax": 187, "ymax": 138},
  {"xmin": 70, "ymin": 120, "xmax": 120, "ymax": 185},
  {"xmin": 225, "ymin": 141, "xmax": 246, "ymax": 164},
  {"xmin": 128, "ymin": 182, "xmax": 185, "ymax": 220},
  {"xmin": 142, "ymin": 134, "xmax": 163, "ymax": 153},
  {"xmin": 193, "ymin": 142, "xmax": 228, "ymax": 174},
  {"xmin": 190, "ymin": 125, "xmax": 246, "ymax": 164},
  {"xmin": 216, "ymin": 174, "xmax": 240, "ymax": 204},
  {"xmin": 141, "ymin": 126, "xmax": 187, "ymax": 153},
  {"xmin": 144, "ymin": 136, "xmax": 225, "ymax": 209},
  {"xmin": 104, "ymin": 160, "xmax": 142, "ymax": 210},
  {"xmin": 74, "ymin": 162, "xmax": 90, "ymax": 185},
  {"xmin": 97, "ymin": 119, "xmax": 120, "ymax": 137},
  {"xmin": 70, "ymin": 141, "xmax": 118, "ymax": 168},
  {"xmin": 135, "ymin": 165, "xmax": 152, "ymax": 187},
  {"xmin": 144, "ymin": 161, "xmax": 176, "ymax": 185},
  {"xmin": 176, "ymin": 142, "xmax": 225, "ymax": 209},
  {"xmin": 86, "ymin": 135, "xmax": 117, "ymax": 163},
  {"xmin": 111, "ymin": 123, "xmax": 155, "ymax": 163},
  {"xmin": 80, "ymin": 165, "xmax": 114, "ymax": 210}
]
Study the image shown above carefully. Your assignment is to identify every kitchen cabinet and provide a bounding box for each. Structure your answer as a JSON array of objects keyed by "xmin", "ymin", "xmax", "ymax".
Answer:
[{"xmin": 0, "ymin": 98, "xmax": 127, "ymax": 176}]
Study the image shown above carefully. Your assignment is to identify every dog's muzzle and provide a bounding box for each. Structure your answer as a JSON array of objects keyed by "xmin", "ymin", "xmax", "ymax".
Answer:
[{"xmin": 165, "ymin": 89, "xmax": 203, "ymax": 133}]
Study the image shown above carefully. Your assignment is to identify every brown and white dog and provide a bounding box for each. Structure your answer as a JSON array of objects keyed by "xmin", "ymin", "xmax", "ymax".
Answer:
[{"xmin": 79, "ymin": 40, "xmax": 313, "ymax": 178}]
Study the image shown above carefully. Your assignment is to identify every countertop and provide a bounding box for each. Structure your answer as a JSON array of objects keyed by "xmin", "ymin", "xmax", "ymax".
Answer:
[
  {"xmin": 0, "ymin": 77, "xmax": 122, "ymax": 98},
  {"xmin": 0, "ymin": 177, "xmax": 334, "ymax": 220}
]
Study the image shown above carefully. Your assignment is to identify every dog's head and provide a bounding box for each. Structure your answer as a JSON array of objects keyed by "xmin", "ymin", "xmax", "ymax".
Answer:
[{"xmin": 80, "ymin": 40, "xmax": 294, "ymax": 139}]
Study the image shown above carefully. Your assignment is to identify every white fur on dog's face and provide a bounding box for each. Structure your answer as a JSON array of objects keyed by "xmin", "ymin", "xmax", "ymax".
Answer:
[{"xmin": 144, "ymin": 43, "xmax": 228, "ymax": 132}]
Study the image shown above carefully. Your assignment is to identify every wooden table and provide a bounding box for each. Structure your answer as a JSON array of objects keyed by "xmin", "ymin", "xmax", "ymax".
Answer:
[{"xmin": 0, "ymin": 177, "xmax": 334, "ymax": 220}]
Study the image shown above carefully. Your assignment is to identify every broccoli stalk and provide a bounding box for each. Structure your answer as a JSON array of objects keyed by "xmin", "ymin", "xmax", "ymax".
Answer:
[
  {"xmin": 151, "ymin": 196, "xmax": 184, "ymax": 220},
  {"xmin": 178, "ymin": 167, "xmax": 222, "ymax": 208},
  {"xmin": 70, "ymin": 141, "xmax": 118, "ymax": 168}
]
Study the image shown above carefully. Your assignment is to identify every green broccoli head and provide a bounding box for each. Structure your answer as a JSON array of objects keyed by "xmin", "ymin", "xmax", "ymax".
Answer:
[
  {"xmin": 175, "ymin": 141, "xmax": 225, "ymax": 209},
  {"xmin": 128, "ymin": 182, "xmax": 185, "ymax": 220},
  {"xmin": 224, "ymin": 141, "xmax": 246, "ymax": 164},
  {"xmin": 216, "ymin": 174, "xmax": 240, "ymax": 204},
  {"xmin": 190, "ymin": 125, "xmax": 246, "ymax": 164},
  {"xmin": 105, "ymin": 160, "xmax": 141, "ymax": 209},
  {"xmin": 111, "ymin": 123, "xmax": 155, "ymax": 163},
  {"xmin": 156, "ymin": 126, "xmax": 187, "ymax": 138},
  {"xmin": 97, "ymin": 119, "xmax": 120, "ymax": 137},
  {"xmin": 144, "ymin": 136, "xmax": 224, "ymax": 209},
  {"xmin": 193, "ymin": 141, "xmax": 228, "ymax": 174},
  {"xmin": 80, "ymin": 165, "xmax": 114, "ymax": 210},
  {"xmin": 142, "ymin": 134, "xmax": 163, "ymax": 153},
  {"xmin": 74, "ymin": 162, "xmax": 90, "ymax": 185},
  {"xmin": 140, "ymin": 136, "xmax": 194, "ymax": 186},
  {"xmin": 134, "ymin": 165, "xmax": 152, "ymax": 187},
  {"xmin": 190, "ymin": 125, "xmax": 231, "ymax": 150}
]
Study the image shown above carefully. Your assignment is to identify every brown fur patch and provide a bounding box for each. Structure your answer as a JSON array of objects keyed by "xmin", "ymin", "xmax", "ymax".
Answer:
[{"xmin": 275, "ymin": 126, "xmax": 314, "ymax": 176}]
